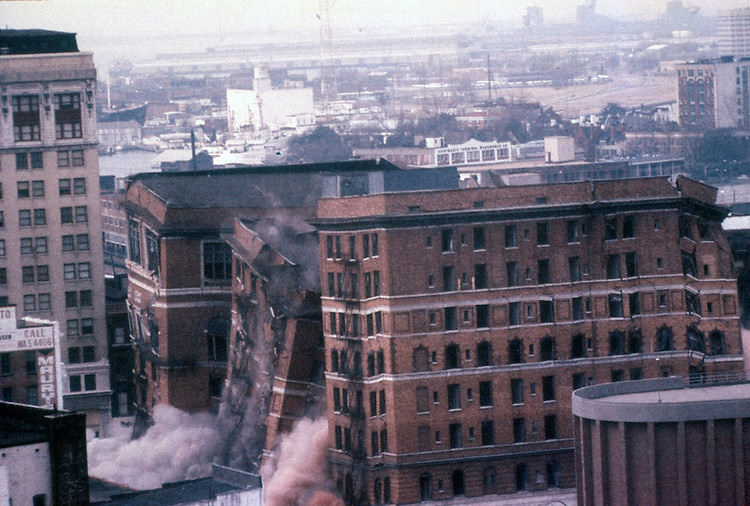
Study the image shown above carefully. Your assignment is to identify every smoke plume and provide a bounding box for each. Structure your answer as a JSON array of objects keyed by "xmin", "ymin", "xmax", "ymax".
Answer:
[
  {"xmin": 261, "ymin": 416, "xmax": 342, "ymax": 506},
  {"xmin": 87, "ymin": 405, "xmax": 220, "ymax": 490}
]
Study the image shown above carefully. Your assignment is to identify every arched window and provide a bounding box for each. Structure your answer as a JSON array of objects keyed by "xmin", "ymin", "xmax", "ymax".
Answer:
[
  {"xmin": 547, "ymin": 460, "xmax": 560, "ymax": 488},
  {"xmin": 419, "ymin": 474, "xmax": 433, "ymax": 501},
  {"xmin": 331, "ymin": 349, "xmax": 339, "ymax": 372},
  {"xmin": 609, "ymin": 330, "xmax": 625, "ymax": 355},
  {"xmin": 628, "ymin": 329, "xmax": 642, "ymax": 354},
  {"xmin": 687, "ymin": 326, "xmax": 705, "ymax": 352},
  {"xmin": 412, "ymin": 346, "xmax": 430, "ymax": 372},
  {"xmin": 709, "ymin": 331, "xmax": 726, "ymax": 355},
  {"xmin": 571, "ymin": 334, "xmax": 586, "ymax": 358},
  {"xmin": 445, "ymin": 343, "xmax": 460, "ymax": 369},
  {"xmin": 451, "ymin": 469, "xmax": 465, "ymax": 496},
  {"xmin": 476, "ymin": 341, "xmax": 492, "ymax": 366},
  {"xmin": 540, "ymin": 336, "xmax": 556, "ymax": 361},
  {"xmin": 656, "ymin": 326, "xmax": 673, "ymax": 351},
  {"xmin": 508, "ymin": 338, "xmax": 523, "ymax": 364},
  {"xmin": 207, "ymin": 317, "xmax": 229, "ymax": 361}
]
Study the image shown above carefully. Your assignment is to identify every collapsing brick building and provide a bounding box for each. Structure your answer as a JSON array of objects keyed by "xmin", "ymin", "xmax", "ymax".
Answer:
[
  {"xmin": 314, "ymin": 175, "xmax": 744, "ymax": 504},
  {"xmin": 218, "ymin": 216, "xmax": 325, "ymax": 471},
  {"xmin": 122, "ymin": 160, "xmax": 458, "ymax": 468}
]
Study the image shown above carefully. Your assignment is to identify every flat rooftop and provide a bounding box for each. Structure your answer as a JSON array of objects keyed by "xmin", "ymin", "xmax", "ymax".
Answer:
[{"xmin": 604, "ymin": 382, "xmax": 750, "ymax": 404}]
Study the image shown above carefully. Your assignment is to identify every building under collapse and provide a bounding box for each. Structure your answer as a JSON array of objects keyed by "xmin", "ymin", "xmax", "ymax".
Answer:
[
  {"xmin": 314, "ymin": 175, "xmax": 744, "ymax": 504},
  {"xmin": 122, "ymin": 160, "xmax": 457, "ymax": 468}
]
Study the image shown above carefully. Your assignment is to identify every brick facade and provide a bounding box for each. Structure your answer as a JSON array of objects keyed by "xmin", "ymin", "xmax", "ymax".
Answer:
[{"xmin": 315, "ymin": 176, "xmax": 744, "ymax": 504}]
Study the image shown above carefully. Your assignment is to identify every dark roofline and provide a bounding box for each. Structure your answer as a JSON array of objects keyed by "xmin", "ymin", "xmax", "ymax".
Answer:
[{"xmin": 127, "ymin": 158, "xmax": 399, "ymax": 183}]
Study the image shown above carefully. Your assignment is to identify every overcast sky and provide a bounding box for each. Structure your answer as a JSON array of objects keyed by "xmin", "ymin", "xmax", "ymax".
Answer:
[
  {"xmin": 3, "ymin": 0, "xmax": 747, "ymax": 38},
  {"xmin": 2, "ymin": 0, "xmax": 747, "ymax": 66}
]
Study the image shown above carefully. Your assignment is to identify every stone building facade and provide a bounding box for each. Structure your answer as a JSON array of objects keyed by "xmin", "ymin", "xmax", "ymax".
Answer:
[
  {"xmin": 0, "ymin": 29, "xmax": 110, "ymax": 436},
  {"xmin": 314, "ymin": 176, "xmax": 743, "ymax": 504}
]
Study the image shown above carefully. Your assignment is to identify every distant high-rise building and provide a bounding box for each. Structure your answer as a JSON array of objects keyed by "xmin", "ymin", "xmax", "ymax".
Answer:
[
  {"xmin": 0, "ymin": 30, "xmax": 111, "ymax": 436},
  {"xmin": 676, "ymin": 57, "xmax": 750, "ymax": 130},
  {"xmin": 718, "ymin": 8, "xmax": 750, "ymax": 58}
]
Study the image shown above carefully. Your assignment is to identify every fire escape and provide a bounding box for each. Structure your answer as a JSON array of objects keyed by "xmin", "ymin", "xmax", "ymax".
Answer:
[{"xmin": 337, "ymin": 253, "xmax": 369, "ymax": 505}]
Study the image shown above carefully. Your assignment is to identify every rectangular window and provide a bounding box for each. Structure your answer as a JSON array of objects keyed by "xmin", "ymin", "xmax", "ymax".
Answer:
[
  {"xmin": 74, "ymin": 206, "xmax": 87, "ymax": 223},
  {"xmin": 22, "ymin": 266, "xmax": 35, "ymax": 283},
  {"xmin": 567, "ymin": 220, "xmax": 579, "ymax": 242},
  {"xmin": 442, "ymin": 266, "xmax": 455, "ymax": 292},
  {"xmin": 505, "ymin": 224, "xmax": 517, "ymax": 248},
  {"xmin": 569, "ymin": 256, "xmax": 581, "ymax": 282},
  {"xmin": 370, "ymin": 391, "xmax": 377, "ymax": 417},
  {"xmin": 379, "ymin": 390, "xmax": 386, "ymax": 415},
  {"xmin": 537, "ymin": 259, "xmax": 550, "ymax": 284},
  {"xmin": 65, "ymin": 291, "xmax": 77, "ymax": 308},
  {"xmin": 511, "ymin": 378, "xmax": 523, "ymax": 404},
  {"xmin": 375, "ymin": 311, "xmax": 382, "ymax": 334},
  {"xmin": 476, "ymin": 304, "xmax": 489, "ymax": 328},
  {"xmin": 33, "ymin": 209, "xmax": 46, "ymax": 226},
  {"xmin": 506, "ymin": 261, "xmax": 518, "ymax": 287},
  {"xmin": 145, "ymin": 230, "xmax": 159, "ymax": 273},
  {"xmin": 606, "ymin": 254, "xmax": 621, "ymax": 279},
  {"xmin": 573, "ymin": 373, "xmax": 586, "ymax": 390},
  {"xmin": 60, "ymin": 207, "xmax": 73, "ymax": 224},
  {"xmin": 0, "ymin": 240, "xmax": 5, "ymax": 256},
  {"xmin": 71, "ymin": 149, "xmax": 84, "ymax": 165},
  {"xmin": 31, "ymin": 180, "xmax": 44, "ymax": 197},
  {"xmin": 441, "ymin": 229, "xmax": 454, "ymax": 252},
  {"xmin": 16, "ymin": 152, "xmax": 29, "ymax": 170},
  {"xmin": 82, "ymin": 346, "xmax": 95, "ymax": 362},
  {"xmin": 36, "ymin": 265, "xmax": 49, "ymax": 283},
  {"xmin": 509, "ymin": 302, "xmax": 520, "ymax": 326},
  {"xmin": 605, "ymin": 218, "xmax": 617, "ymax": 240},
  {"xmin": 373, "ymin": 270, "xmax": 380, "ymax": 296},
  {"xmin": 0, "ymin": 354, "xmax": 10, "ymax": 375},
  {"xmin": 380, "ymin": 430, "xmax": 388, "ymax": 453},
  {"xmin": 449, "ymin": 423, "xmax": 462, "ymax": 449},
  {"xmin": 62, "ymin": 235, "xmax": 75, "ymax": 252},
  {"xmin": 66, "ymin": 319, "xmax": 79, "ymax": 337},
  {"xmin": 416, "ymin": 386, "xmax": 430, "ymax": 413},
  {"xmin": 540, "ymin": 300, "xmax": 554, "ymax": 323},
  {"xmin": 30, "ymin": 151, "xmax": 43, "ymax": 169},
  {"xmin": 54, "ymin": 93, "xmax": 82, "ymax": 139},
  {"xmin": 513, "ymin": 418, "xmax": 526, "ymax": 443},
  {"xmin": 542, "ymin": 376, "xmax": 555, "ymax": 401},
  {"xmin": 609, "ymin": 293, "xmax": 623, "ymax": 317},
  {"xmin": 20, "ymin": 238, "xmax": 33, "ymax": 255},
  {"xmin": 59, "ymin": 178, "xmax": 72, "ymax": 195},
  {"xmin": 12, "ymin": 95, "xmax": 41, "ymax": 141},
  {"xmin": 469, "ymin": 262, "xmax": 487, "ymax": 290},
  {"xmin": 0, "ymin": 268, "xmax": 6, "ymax": 285},
  {"xmin": 362, "ymin": 234, "xmax": 369, "ymax": 258},
  {"xmin": 536, "ymin": 222, "xmax": 549, "ymax": 245},
  {"xmin": 76, "ymin": 234, "xmax": 89, "ymax": 251},
  {"xmin": 445, "ymin": 307, "xmax": 457, "ymax": 330},
  {"xmin": 57, "ymin": 150, "xmax": 70, "ymax": 167},
  {"xmin": 18, "ymin": 210, "xmax": 31, "ymax": 227},
  {"xmin": 17, "ymin": 181, "xmax": 30, "ymax": 198},
  {"xmin": 623, "ymin": 215, "xmax": 635, "ymax": 238},
  {"xmin": 473, "ymin": 227, "xmax": 486, "ymax": 250},
  {"xmin": 544, "ymin": 415, "xmax": 558, "ymax": 439},
  {"xmin": 448, "ymin": 384, "xmax": 460, "ymax": 410},
  {"xmin": 572, "ymin": 297, "xmax": 583, "ymax": 321},
  {"xmin": 64, "ymin": 263, "xmax": 76, "ymax": 280},
  {"xmin": 69, "ymin": 375, "xmax": 82, "ymax": 392},
  {"xmin": 325, "ymin": 236, "xmax": 333, "ymax": 258},
  {"xmin": 80, "ymin": 290, "xmax": 92, "ymax": 307},
  {"xmin": 84, "ymin": 373, "xmax": 96, "ymax": 391},
  {"xmin": 626, "ymin": 252, "xmax": 638, "ymax": 277},
  {"xmin": 203, "ymin": 242, "xmax": 232, "ymax": 282},
  {"xmin": 370, "ymin": 431, "xmax": 379, "ymax": 456},
  {"xmin": 78, "ymin": 262, "xmax": 91, "ymax": 279},
  {"xmin": 629, "ymin": 292, "xmax": 640, "ymax": 316},
  {"xmin": 479, "ymin": 381, "xmax": 493, "ymax": 407},
  {"xmin": 371, "ymin": 233, "xmax": 378, "ymax": 256},
  {"xmin": 23, "ymin": 294, "xmax": 36, "ymax": 311}
]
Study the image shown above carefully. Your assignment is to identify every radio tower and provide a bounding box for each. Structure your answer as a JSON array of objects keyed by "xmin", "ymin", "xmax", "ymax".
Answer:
[{"xmin": 318, "ymin": 0, "xmax": 337, "ymax": 99}]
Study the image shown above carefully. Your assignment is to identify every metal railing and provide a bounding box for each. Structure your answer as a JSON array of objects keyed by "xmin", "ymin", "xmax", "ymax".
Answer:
[{"xmin": 686, "ymin": 370, "xmax": 746, "ymax": 387}]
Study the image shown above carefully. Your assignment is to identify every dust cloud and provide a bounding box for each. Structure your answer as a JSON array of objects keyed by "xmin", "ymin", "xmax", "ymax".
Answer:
[
  {"xmin": 87, "ymin": 405, "xmax": 221, "ymax": 490},
  {"xmin": 262, "ymin": 416, "xmax": 342, "ymax": 506}
]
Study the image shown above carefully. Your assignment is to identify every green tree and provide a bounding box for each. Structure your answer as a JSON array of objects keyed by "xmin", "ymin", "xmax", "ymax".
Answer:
[{"xmin": 283, "ymin": 127, "xmax": 352, "ymax": 164}]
